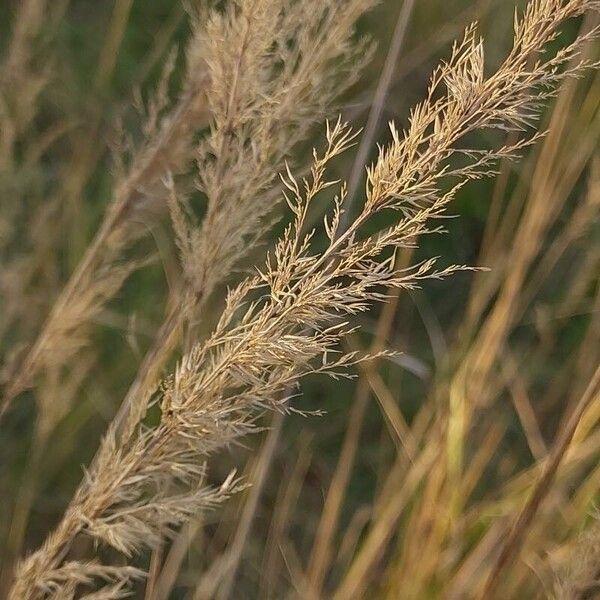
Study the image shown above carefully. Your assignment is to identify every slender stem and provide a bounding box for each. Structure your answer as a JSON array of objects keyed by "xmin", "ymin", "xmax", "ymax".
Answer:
[
  {"xmin": 478, "ymin": 365, "xmax": 600, "ymax": 599},
  {"xmin": 343, "ymin": 0, "xmax": 416, "ymax": 226}
]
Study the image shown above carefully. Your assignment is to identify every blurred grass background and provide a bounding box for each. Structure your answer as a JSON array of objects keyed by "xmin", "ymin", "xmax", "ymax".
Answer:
[{"xmin": 0, "ymin": 0, "xmax": 599, "ymax": 598}]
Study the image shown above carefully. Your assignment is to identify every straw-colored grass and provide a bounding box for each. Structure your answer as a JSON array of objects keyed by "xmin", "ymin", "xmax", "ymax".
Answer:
[{"xmin": 1, "ymin": 0, "xmax": 599, "ymax": 598}]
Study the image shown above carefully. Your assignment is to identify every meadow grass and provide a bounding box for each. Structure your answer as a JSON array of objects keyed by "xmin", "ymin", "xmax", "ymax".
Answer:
[{"xmin": 1, "ymin": 0, "xmax": 599, "ymax": 598}]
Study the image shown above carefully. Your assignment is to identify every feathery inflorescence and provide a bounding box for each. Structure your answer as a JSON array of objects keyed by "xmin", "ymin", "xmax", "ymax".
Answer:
[
  {"xmin": 555, "ymin": 512, "xmax": 600, "ymax": 599},
  {"xmin": 2, "ymin": 0, "xmax": 376, "ymax": 590},
  {"xmin": 118, "ymin": 0, "xmax": 376, "ymax": 437},
  {"xmin": 0, "ymin": 0, "xmax": 59, "ymax": 393},
  {"xmin": 7, "ymin": 1, "xmax": 600, "ymax": 597},
  {"xmin": 0, "ymin": 6, "xmax": 209, "ymax": 420},
  {"xmin": 184, "ymin": 0, "xmax": 376, "ymax": 303}
]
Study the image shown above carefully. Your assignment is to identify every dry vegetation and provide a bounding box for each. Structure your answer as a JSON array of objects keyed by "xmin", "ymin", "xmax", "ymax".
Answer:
[{"xmin": 1, "ymin": 0, "xmax": 599, "ymax": 598}]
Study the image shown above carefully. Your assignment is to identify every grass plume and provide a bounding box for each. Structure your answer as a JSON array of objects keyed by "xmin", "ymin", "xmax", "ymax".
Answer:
[{"xmin": 6, "ymin": 1, "xmax": 600, "ymax": 596}]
